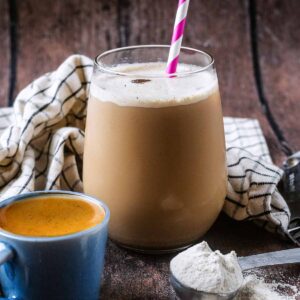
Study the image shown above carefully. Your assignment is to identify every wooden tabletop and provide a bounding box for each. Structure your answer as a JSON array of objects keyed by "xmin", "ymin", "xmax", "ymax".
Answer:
[{"xmin": 0, "ymin": 0, "xmax": 299, "ymax": 298}]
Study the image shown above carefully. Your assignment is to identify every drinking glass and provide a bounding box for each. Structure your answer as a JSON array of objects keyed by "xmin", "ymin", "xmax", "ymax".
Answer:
[{"xmin": 83, "ymin": 45, "xmax": 226, "ymax": 253}]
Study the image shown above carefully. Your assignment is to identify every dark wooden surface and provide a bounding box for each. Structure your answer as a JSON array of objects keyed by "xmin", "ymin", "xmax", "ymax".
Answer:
[{"xmin": 0, "ymin": 0, "xmax": 299, "ymax": 299}]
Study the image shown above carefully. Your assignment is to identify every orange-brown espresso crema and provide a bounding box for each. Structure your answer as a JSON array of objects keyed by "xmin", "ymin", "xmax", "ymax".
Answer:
[{"xmin": 0, "ymin": 197, "xmax": 105, "ymax": 237}]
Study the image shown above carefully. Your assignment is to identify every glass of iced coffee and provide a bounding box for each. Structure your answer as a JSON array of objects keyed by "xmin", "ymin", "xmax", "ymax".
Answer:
[{"xmin": 83, "ymin": 45, "xmax": 226, "ymax": 253}]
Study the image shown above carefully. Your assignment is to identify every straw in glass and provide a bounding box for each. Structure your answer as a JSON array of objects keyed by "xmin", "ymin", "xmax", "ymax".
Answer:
[{"xmin": 166, "ymin": 0, "xmax": 190, "ymax": 74}]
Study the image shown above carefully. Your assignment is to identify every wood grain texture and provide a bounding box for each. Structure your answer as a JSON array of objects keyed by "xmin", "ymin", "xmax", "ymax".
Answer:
[
  {"xmin": 15, "ymin": 0, "xmax": 119, "ymax": 93},
  {"xmin": 257, "ymin": 0, "xmax": 300, "ymax": 154},
  {"xmin": 0, "ymin": 0, "xmax": 9, "ymax": 106}
]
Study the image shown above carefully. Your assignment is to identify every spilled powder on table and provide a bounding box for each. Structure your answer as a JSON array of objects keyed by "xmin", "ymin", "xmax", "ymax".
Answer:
[
  {"xmin": 235, "ymin": 270, "xmax": 300, "ymax": 300},
  {"xmin": 235, "ymin": 274, "xmax": 285, "ymax": 300}
]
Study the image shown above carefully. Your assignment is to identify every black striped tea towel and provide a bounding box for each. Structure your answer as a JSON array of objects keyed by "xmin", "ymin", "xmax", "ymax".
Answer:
[{"xmin": 0, "ymin": 55, "xmax": 290, "ymax": 235}]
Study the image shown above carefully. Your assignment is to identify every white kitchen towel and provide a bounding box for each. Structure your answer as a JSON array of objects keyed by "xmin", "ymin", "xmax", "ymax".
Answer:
[{"xmin": 0, "ymin": 55, "xmax": 290, "ymax": 235}]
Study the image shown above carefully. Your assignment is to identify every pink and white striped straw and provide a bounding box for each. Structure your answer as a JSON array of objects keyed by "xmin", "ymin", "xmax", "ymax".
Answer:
[{"xmin": 166, "ymin": 0, "xmax": 190, "ymax": 74}]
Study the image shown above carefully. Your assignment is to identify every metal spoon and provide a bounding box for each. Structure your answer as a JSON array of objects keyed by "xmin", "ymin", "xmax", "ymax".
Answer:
[{"xmin": 170, "ymin": 248, "xmax": 300, "ymax": 300}]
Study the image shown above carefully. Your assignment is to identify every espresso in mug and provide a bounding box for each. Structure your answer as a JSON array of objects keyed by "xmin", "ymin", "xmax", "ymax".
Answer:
[{"xmin": 0, "ymin": 197, "xmax": 105, "ymax": 237}]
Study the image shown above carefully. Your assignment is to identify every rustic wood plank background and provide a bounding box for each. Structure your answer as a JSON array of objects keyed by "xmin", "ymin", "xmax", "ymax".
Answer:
[
  {"xmin": 256, "ymin": 0, "xmax": 300, "ymax": 155},
  {"xmin": 0, "ymin": 0, "xmax": 299, "ymax": 299},
  {"xmin": 0, "ymin": 0, "xmax": 10, "ymax": 104}
]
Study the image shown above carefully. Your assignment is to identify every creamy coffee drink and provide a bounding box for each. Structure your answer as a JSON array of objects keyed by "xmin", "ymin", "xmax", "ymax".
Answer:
[{"xmin": 84, "ymin": 62, "xmax": 226, "ymax": 250}]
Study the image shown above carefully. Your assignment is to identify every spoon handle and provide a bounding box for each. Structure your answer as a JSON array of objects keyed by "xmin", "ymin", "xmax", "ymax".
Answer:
[{"xmin": 238, "ymin": 248, "xmax": 300, "ymax": 271}]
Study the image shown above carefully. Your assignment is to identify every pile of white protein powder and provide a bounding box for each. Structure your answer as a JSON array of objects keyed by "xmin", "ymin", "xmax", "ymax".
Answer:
[
  {"xmin": 170, "ymin": 241, "xmax": 287, "ymax": 300},
  {"xmin": 170, "ymin": 241, "xmax": 243, "ymax": 294}
]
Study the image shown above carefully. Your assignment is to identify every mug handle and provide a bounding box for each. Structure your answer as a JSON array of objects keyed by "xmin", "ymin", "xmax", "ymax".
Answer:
[{"xmin": 0, "ymin": 242, "xmax": 15, "ymax": 300}]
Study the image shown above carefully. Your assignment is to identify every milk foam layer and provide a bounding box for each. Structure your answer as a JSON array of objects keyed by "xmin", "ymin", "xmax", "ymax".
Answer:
[{"xmin": 90, "ymin": 62, "xmax": 218, "ymax": 107}]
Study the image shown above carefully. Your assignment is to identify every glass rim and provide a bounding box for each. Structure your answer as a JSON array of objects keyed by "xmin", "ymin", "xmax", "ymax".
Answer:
[{"xmin": 94, "ymin": 45, "xmax": 215, "ymax": 78}]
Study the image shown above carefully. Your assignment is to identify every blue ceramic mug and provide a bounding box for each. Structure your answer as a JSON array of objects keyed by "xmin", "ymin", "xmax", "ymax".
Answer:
[{"xmin": 0, "ymin": 190, "xmax": 110, "ymax": 300}]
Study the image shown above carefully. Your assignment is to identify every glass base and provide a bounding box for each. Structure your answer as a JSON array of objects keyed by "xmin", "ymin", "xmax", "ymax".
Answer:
[{"xmin": 111, "ymin": 238, "xmax": 201, "ymax": 254}]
